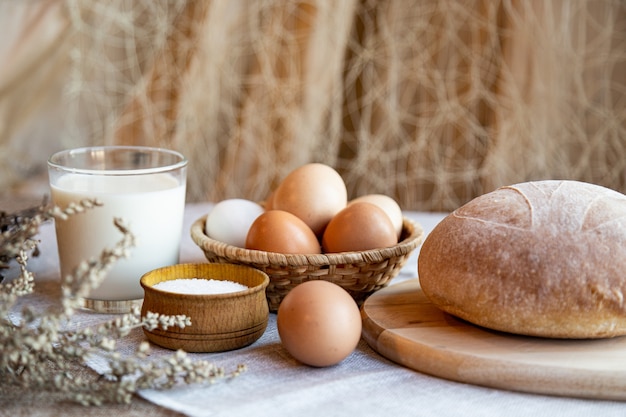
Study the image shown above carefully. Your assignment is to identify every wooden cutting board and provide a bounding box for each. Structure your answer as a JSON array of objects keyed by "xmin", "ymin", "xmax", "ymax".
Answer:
[{"xmin": 361, "ymin": 279, "xmax": 626, "ymax": 401}]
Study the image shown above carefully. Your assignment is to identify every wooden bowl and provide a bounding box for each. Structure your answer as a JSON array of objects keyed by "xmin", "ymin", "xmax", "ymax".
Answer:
[{"xmin": 140, "ymin": 263, "xmax": 269, "ymax": 352}]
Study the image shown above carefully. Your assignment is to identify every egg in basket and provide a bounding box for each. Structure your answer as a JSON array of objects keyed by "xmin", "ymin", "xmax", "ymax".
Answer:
[{"xmin": 190, "ymin": 164, "xmax": 424, "ymax": 312}]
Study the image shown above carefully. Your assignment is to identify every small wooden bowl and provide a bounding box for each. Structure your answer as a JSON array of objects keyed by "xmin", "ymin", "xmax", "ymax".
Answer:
[{"xmin": 140, "ymin": 263, "xmax": 269, "ymax": 353}]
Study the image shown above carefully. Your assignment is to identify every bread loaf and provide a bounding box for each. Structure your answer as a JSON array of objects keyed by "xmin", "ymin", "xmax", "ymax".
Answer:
[{"xmin": 418, "ymin": 180, "xmax": 626, "ymax": 338}]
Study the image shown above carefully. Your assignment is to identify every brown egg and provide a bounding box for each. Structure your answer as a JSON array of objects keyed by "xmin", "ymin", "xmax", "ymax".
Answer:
[
  {"xmin": 245, "ymin": 210, "xmax": 321, "ymax": 254},
  {"xmin": 349, "ymin": 194, "xmax": 403, "ymax": 238},
  {"xmin": 277, "ymin": 280, "xmax": 362, "ymax": 367},
  {"xmin": 322, "ymin": 202, "xmax": 397, "ymax": 253},
  {"xmin": 272, "ymin": 163, "xmax": 347, "ymax": 236}
]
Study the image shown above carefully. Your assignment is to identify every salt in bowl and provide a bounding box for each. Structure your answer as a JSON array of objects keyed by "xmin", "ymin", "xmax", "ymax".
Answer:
[{"xmin": 140, "ymin": 263, "xmax": 269, "ymax": 352}]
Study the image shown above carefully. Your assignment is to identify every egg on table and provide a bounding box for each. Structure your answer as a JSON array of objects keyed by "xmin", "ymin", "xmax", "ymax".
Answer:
[{"xmin": 277, "ymin": 280, "xmax": 362, "ymax": 367}]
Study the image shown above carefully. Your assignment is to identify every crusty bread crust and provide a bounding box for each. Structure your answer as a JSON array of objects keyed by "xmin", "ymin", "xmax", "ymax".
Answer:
[{"xmin": 418, "ymin": 180, "xmax": 626, "ymax": 339}]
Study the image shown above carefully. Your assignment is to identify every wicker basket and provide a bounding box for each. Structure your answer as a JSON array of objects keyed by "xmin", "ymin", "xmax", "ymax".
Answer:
[{"xmin": 190, "ymin": 215, "xmax": 424, "ymax": 312}]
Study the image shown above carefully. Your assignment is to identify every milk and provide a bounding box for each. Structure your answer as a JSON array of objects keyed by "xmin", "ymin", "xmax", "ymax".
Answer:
[{"xmin": 51, "ymin": 173, "xmax": 186, "ymax": 301}]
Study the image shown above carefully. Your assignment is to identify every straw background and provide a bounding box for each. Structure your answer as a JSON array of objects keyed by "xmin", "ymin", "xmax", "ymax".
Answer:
[{"xmin": 1, "ymin": 0, "xmax": 624, "ymax": 211}]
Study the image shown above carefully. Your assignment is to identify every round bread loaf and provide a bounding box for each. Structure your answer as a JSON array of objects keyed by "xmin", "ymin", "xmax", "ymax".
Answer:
[{"xmin": 418, "ymin": 180, "xmax": 626, "ymax": 339}]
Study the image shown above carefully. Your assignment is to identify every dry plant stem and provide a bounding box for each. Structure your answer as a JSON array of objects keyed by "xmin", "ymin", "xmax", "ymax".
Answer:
[{"xmin": 0, "ymin": 199, "xmax": 245, "ymax": 406}]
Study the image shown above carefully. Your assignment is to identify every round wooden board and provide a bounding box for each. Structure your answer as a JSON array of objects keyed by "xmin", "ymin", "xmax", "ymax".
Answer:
[{"xmin": 361, "ymin": 279, "xmax": 626, "ymax": 401}]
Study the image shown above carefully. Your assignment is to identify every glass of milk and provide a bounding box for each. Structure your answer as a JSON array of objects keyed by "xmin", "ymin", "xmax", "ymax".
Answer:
[{"xmin": 47, "ymin": 146, "xmax": 187, "ymax": 313}]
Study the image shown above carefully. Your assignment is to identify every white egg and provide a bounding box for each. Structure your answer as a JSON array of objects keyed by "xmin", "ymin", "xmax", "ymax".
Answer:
[{"xmin": 205, "ymin": 199, "xmax": 265, "ymax": 247}]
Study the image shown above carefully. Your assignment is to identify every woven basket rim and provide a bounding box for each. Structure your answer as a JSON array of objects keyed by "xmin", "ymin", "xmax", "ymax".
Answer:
[{"xmin": 190, "ymin": 214, "xmax": 424, "ymax": 267}]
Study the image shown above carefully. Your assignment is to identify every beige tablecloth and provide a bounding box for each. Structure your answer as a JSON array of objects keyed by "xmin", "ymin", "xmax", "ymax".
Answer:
[{"xmin": 2, "ymin": 202, "xmax": 626, "ymax": 417}]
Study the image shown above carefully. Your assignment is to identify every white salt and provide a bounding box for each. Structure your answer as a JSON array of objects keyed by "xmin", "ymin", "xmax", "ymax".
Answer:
[{"xmin": 153, "ymin": 278, "xmax": 248, "ymax": 295}]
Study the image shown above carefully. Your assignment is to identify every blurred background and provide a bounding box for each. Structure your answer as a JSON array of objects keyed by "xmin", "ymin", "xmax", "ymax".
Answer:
[{"xmin": 1, "ymin": 0, "xmax": 624, "ymax": 212}]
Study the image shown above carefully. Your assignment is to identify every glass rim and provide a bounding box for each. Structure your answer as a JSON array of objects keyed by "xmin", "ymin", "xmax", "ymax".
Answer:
[{"xmin": 48, "ymin": 145, "xmax": 188, "ymax": 176}]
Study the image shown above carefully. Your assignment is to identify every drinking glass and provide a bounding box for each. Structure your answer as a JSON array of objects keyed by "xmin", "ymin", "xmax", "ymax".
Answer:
[{"xmin": 48, "ymin": 146, "xmax": 187, "ymax": 313}]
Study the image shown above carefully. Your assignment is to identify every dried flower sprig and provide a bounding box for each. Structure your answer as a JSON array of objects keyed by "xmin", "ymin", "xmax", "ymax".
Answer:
[
  {"xmin": 0, "ymin": 198, "xmax": 48, "ymax": 282},
  {"xmin": 0, "ymin": 200, "xmax": 245, "ymax": 406}
]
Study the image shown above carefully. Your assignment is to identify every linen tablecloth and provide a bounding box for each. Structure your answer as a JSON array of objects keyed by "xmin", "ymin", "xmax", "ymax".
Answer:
[{"xmin": 5, "ymin": 203, "xmax": 626, "ymax": 417}]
